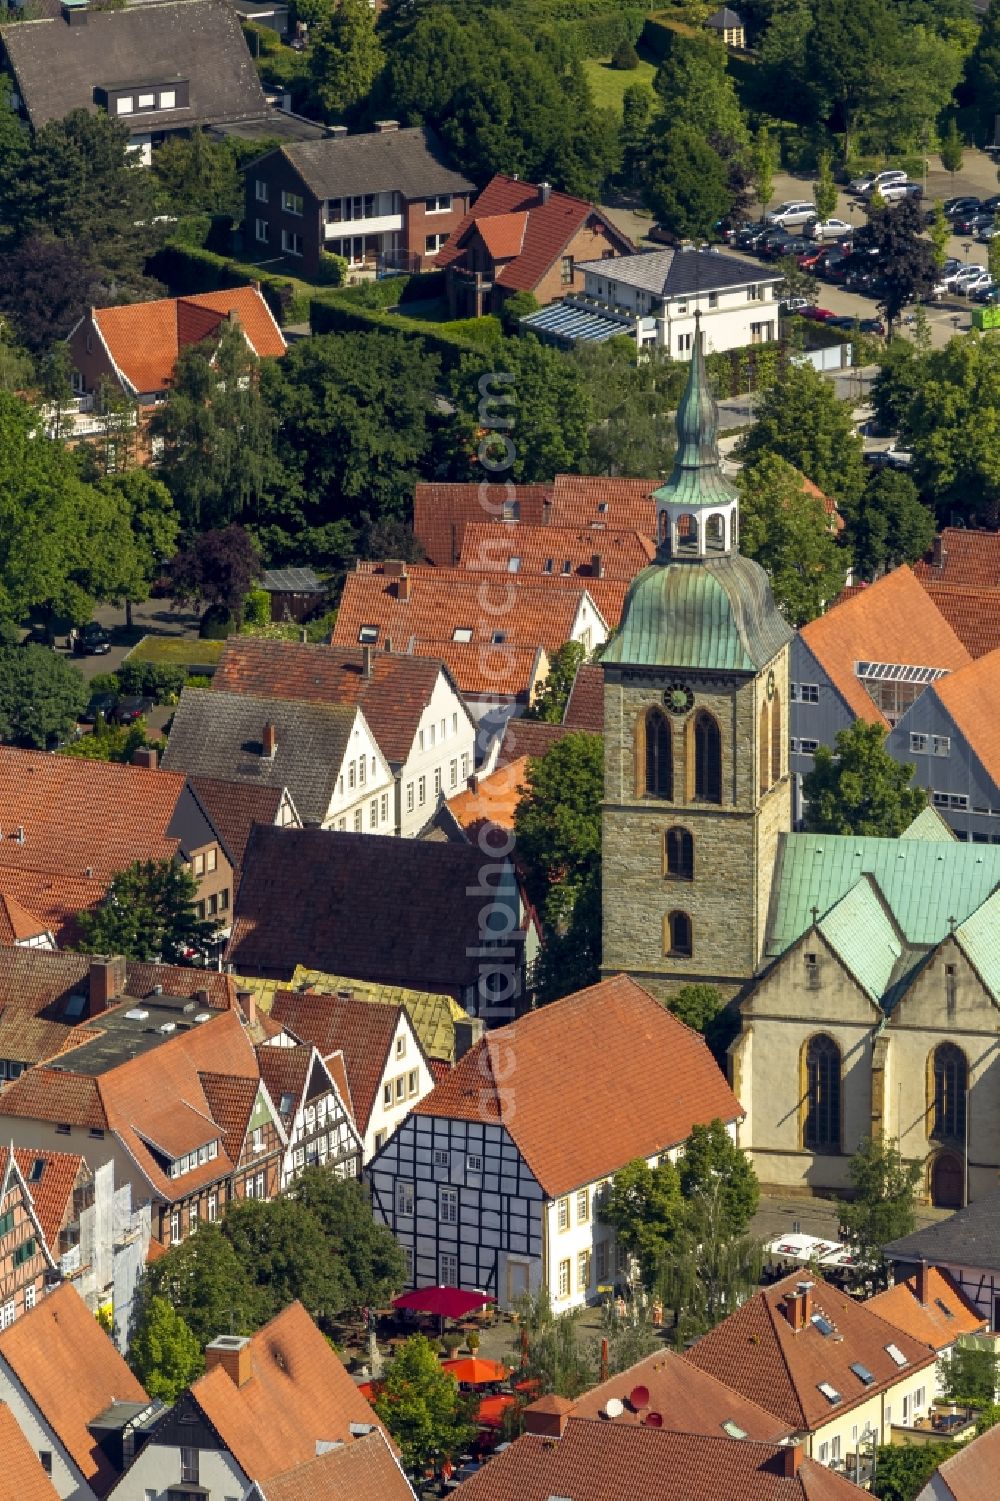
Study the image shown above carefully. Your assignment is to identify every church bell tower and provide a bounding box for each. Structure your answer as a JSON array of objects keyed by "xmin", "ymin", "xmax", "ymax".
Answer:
[{"xmin": 600, "ymin": 319, "xmax": 794, "ymax": 1002}]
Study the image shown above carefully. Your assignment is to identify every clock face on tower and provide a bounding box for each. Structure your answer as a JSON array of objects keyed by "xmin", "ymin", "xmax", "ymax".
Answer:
[{"xmin": 664, "ymin": 681, "xmax": 695, "ymax": 715}]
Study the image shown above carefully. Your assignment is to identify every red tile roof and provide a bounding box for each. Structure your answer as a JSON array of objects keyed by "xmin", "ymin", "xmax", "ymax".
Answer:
[
  {"xmin": 460, "ymin": 521, "xmax": 653, "ymax": 581},
  {"xmin": 92, "ymin": 287, "xmax": 286, "ymax": 397},
  {"xmin": 0, "ymin": 1403, "xmax": 60, "ymax": 1501},
  {"xmin": 563, "ymin": 660, "xmax": 604, "ymax": 731},
  {"xmin": 913, "ymin": 529, "xmax": 1000, "ymax": 589},
  {"xmin": 547, "ymin": 474, "xmax": 658, "ymax": 533},
  {"xmin": 414, "ymin": 975, "xmax": 742, "ymax": 1196},
  {"xmin": 419, "ymin": 639, "xmax": 547, "ymax": 701},
  {"xmin": 445, "ymin": 758, "xmax": 528, "ymax": 835},
  {"xmin": 0, "ymin": 1282, "xmax": 147, "ymax": 1492},
  {"xmin": 453, "ymin": 1419, "xmax": 867, "ymax": 1501},
  {"xmin": 683, "ymin": 1273, "xmax": 936, "ymax": 1433},
  {"xmin": 923, "ymin": 649, "xmax": 1000, "ymax": 785},
  {"xmin": 255, "ymin": 1042, "xmax": 314, "ymax": 1126},
  {"xmin": 413, "ymin": 483, "xmax": 552, "ymax": 567},
  {"xmin": 925, "ymin": 1416, "xmax": 1000, "ymax": 1501},
  {"xmin": 436, "ymin": 174, "xmax": 633, "ymax": 293},
  {"xmin": 212, "ymin": 637, "xmax": 457, "ymax": 766},
  {"xmin": 916, "ymin": 581, "xmax": 1000, "ymax": 659},
  {"xmin": 269, "ymin": 991, "xmax": 402, "ymax": 1134},
  {"xmin": 191, "ymin": 1301, "xmax": 392, "ymax": 1481},
  {"xmin": 865, "ymin": 1268, "xmax": 986, "ymax": 1353},
  {"xmin": 0, "ymin": 870, "xmax": 104, "ymax": 948},
  {"xmin": 261, "ymin": 1428, "xmax": 415, "ymax": 1501},
  {"xmin": 188, "ymin": 777, "xmax": 290, "ymax": 872},
  {"xmin": 0, "ymin": 1145, "xmax": 87, "ymax": 1250},
  {"xmin": 798, "ymin": 568, "xmax": 971, "ymax": 725},
  {"xmin": 498, "ymin": 718, "xmax": 574, "ymax": 762},
  {"xmin": 0, "ymin": 892, "xmax": 51, "ymax": 943}
]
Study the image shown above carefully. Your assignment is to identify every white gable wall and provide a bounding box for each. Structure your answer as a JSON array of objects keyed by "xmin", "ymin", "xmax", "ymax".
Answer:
[
  {"xmin": 0, "ymin": 1352, "xmax": 97, "ymax": 1501},
  {"xmin": 398, "ymin": 671, "xmax": 477, "ymax": 836},
  {"xmin": 324, "ymin": 708, "xmax": 395, "ymax": 833},
  {"xmin": 363, "ymin": 1010, "xmax": 436, "ymax": 1163}
]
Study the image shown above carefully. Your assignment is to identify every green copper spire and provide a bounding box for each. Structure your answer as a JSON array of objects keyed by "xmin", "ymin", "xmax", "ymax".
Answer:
[{"xmin": 652, "ymin": 314, "xmax": 738, "ymax": 542}]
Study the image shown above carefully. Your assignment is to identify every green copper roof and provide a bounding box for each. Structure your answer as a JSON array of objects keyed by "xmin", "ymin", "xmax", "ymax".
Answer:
[
  {"xmin": 652, "ymin": 318, "xmax": 738, "ymax": 514},
  {"xmin": 601, "ymin": 553, "xmax": 794, "ymax": 672},
  {"xmin": 899, "ymin": 806, "xmax": 957, "ymax": 842},
  {"xmin": 817, "ymin": 876, "xmax": 903, "ymax": 1003},
  {"xmin": 955, "ymin": 890, "xmax": 1000, "ymax": 1002}
]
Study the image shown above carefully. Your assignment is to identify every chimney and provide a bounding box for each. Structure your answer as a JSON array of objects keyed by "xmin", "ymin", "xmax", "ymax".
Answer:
[
  {"xmin": 915, "ymin": 1262, "xmax": 930, "ymax": 1305},
  {"xmin": 262, "ymin": 722, "xmax": 278, "ymax": 757},
  {"xmin": 453, "ymin": 1016, "xmax": 484, "ymax": 1062},
  {"xmin": 89, "ymin": 956, "xmax": 127, "ymax": 1018},
  {"xmin": 782, "ymin": 1285, "xmax": 809, "ymax": 1332},
  {"xmin": 236, "ymin": 986, "xmax": 256, "ymax": 1026},
  {"xmin": 205, "ymin": 1335, "xmax": 253, "ymax": 1388},
  {"xmin": 467, "ymin": 772, "xmax": 480, "ymax": 794},
  {"xmin": 374, "ymin": 120, "xmax": 399, "ymax": 133},
  {"xmin": 362, "ymin": 645, "xmax": 374, "ymax": 679},
  {"xmin": 522, "ymin": 1395, "xmax": 573, "ymax": 1438},
  {"xmin": 539, "ymin": 181, "xmax": 552, "ymax": 204},
  {"xmin": 396, "ymin": 571, "xmax": 410, "ymax": 602},
  {"xmin": 591, "ymin": 552, "xmax": 604, "ymax": 579},
  {"xmin": 770, "ymin": 1443, "xmax": 803, "ymax": 1478},
  {"xmin": 329, "ymin": 124, "xmax": 348, "ymax": 139},
  {"xmin": 798, "ymin": 1279, "xmax": 814, "ymax": 1323},
  {"xmin": 932, "ymin": 534, "xmax": 947, "ymax": 569},
  {"xmin": 132, "ymin": 746, "xmax": 158, "ymax": 770}
]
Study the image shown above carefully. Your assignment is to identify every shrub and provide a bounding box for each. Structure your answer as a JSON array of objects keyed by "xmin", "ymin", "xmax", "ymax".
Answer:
[
  {"xmin": 500, "ymin": 289, "xmax": 539, "ymax": 335},
  {"xmin": 611, "ymin": 37, "xmax": 640, "ymax": 68},
  {"xmin": 116, "ymin": 661, "xmax": 187, "ymax": 702},
  {"xmin": 186, "ymin": 674, "xmax": 212, "ymax": 689},
  {"xmin": 89, "ymin": 671, "xmax": 120, "ymax": 696},
  {"xmin": 199, "ymin": 605, "xmax": 236, "ymax": 640},
  {"xmin": 316, "ymin": 251, "xmax": 348, "ymax": 287},
  {"xmin": 441, "ymin": 1331, "xmax": 463, "ymax": 1356},
  {"xmin": 242, "ymin": 587, "xmax": 271, "ymax": 628}
]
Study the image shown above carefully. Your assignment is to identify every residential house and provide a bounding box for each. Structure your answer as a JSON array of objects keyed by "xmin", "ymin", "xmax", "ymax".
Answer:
[
  {"xmin": 211, "ymin": 637, "xmax": 476, "ymax": 837},
  {"xmin": 413, "ymin": 482, "xmax": 553, "ymax": 566},
  {"xmin": 226, "ymin": 825, "xmax": 530, "ymax": 1019},
  {"xmin": 563, "ymin": 659, "xmax": 605, "ymax": 731},
  {"xmin": 162, "ymin": 687, "xmax": 397, "ymax": 833},
  {"xmin": 0, "ymin": 747, "xmax": 237, "ymax": 944},
  {"xmin": 683, "ymin": 1273, "xmax": 937, "ymax": 1473},
  {"xmin": 790, "ymin": 568, "xmax": 970, "ymax": 816},
  {"xmin": 0, "ymin": 1147, "xmax": 59, "ymax": 1328},
  {"xmin": 0, "ymin": 1402, "xmax": 60, "ymax": 1501},
  {"xmin": 244, "ymin": 1428, "xmax": 415, "ymax": 1501},
  {"xmin": 436, "ymin": 174, "xmax": 634, "ymax": 318},
  {"xmin": 185, "ymin": 776, "xmax": 301, "ymax": 872},
  {"xmin": 705, "ymin": 5, "xmax": 746, "ymax": 46},
  {"xmin": 0, "ymin": 1281, "xmax": 149, "ymax": 1500},
  {"xmin": 867, "ymin": 1266, "xmax": 987, "ymax": 1363},
  {"xmin": 255, "ymin": 1041, "xmax": 362, "ymax": 1186},
  {"xmin": 0, "ymin": 974, "xmax": 285, "ymax": 1249},
  {"xmin": 107, "ymin": 1301, "xmax": 393, "ymax": 1500},
  {"xmin": 914, "ymin": 1407, "xmax": 1000, "ymax": 1500},
  {"xmin": 367, "ymin": 974, "xmax": 743, "ymax": 1307},
  {"xmin": 913, "ymin": 530, "xmax": 1000, "ymax": 658},
  {"xmin": 522, "ymin": 246, "xmax": 782, "ymax": 355},
  {"xmin": 436, "ymin": 756, "xmax": 528, "ymax": 842},
  {"xmin": 448, "ymin": 1419, "xmax": 867, "ymax": 1501},
  {"xmin": 269, "ymin": 990, "xmax": 435, "ymax": 1161},
  {"xmin": 0, "ymin": 0, "xmax": 271, "ymax": 163},
  {"xmin": 917, "ymin": 583, "xmax": 1000, "ymax": 660},
  {"xmin": 245, "ymin": 124, "xmax": 474, "ymax": 276},
  {"xmin": 884, "ymin": 1188, "xmax": 1000, "ymax": 1328}
]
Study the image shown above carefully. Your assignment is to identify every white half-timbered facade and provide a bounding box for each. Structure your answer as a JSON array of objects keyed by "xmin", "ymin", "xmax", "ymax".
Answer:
[{"xmin": 256, "ymin": 1042, "xmax": 363, "ymax": 1188}]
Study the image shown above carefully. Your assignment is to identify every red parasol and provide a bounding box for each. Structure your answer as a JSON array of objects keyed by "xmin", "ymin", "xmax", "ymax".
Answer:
[
  {"xmin": 392, "ymin": 1286, "xmax": 496, "ymax": 1319},
  {"xmin": 477, "ymin": 1393, "xmax": 516, "ymax": 1428},
  {"xmin": 441, "ymin": 1357, "xmax": 512, "ymax": 1385}
]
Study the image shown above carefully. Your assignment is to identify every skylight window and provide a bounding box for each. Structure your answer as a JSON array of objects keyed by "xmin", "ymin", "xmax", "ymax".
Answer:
[
  {"xmin": 811, "ymin": 1314, "xmax": 835, "ymax": 1337},
  {"xmin": 452, "ymin": 627, "xmax": 473, "ymax": 643},
  {"xmin": 358, "ymin": 626, "xmax": 378, "ymax": 644},
  {"xmin": 29, "ymin": 1159, "xmax": 45, "ymax": 1183},
  {"xmin": 935, "ymin": 1298, "xmax": 955, "ymax": 1320},
  {"xmin": 64, "ymin": 994, "xmax": 86, "ymax": 1019},
  {"xmin": 507, "ymin": 557, "xmax": 520, "ymax": 573},
  {"xmin": 850, "ymin": 1362, "xmax": 875, "ymax": 1386},
  {"xmin": 721, "ymin": 1421, "xmax": 747, "ymax": 1439},
  {"xmin": 886, "ymin": 1343, "xmax": 909, "ymax": 1367},
  {"xmin": 817, "ymin": 1382, "xmax": 842, "ymax": 1405}
]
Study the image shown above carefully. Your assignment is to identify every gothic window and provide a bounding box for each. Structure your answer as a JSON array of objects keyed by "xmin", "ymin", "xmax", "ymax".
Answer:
[
  {"xmin": 642, "ymin": 708, "xmax": 672, "ymax": 799},
  {"xmin": 665, "ymin": 827, "xmax": 693, "ymax": 880},
  {"xmin": 665, "ymin": 910, "xmax": 692, "ymax": 957},
  {"xmin": 759, "ymin": 701, "xmax": 770, "ymax": 795},
  {"xmin": 930, "ymin": 1044, "xmax": 967, "ymax": 1143},
  {"xmin": 803, "ymin": 1034, "xmax": 841, "ymax": 1153},
  {"xmin": 771, "ymin": 688, "xmax": 782, "ymax": 784},
  {"xmin": 694, "ymin": 710, "xmax": 722, "ymax": 803}
]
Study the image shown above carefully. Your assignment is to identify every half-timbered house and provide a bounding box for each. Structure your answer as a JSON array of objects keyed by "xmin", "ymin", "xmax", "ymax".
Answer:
[
  {"xmin": 0, "ymin": 1148, "xmax": 60, "ymax": 1328},
  {"xmin": 367, "ymin": 975, "xmax": 743, "ymax": 1309},
  {"xmin": 256, "ymin": 1042, "xmax": 363, "ymax": 1187}
]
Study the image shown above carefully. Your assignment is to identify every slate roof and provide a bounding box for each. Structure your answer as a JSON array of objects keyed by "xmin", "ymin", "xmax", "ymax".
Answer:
[
  {"xmin": 884, "ymin": 1186, "xmax": 1000, "ymax": 1269},
  {"xmin": 187, "ymin": 776, "xmax": 291, "ymax": 871},
  {"xmin": 0, "ymin": 1283, "xmax": 147, "ymax": 1493},
  {"xmin": 799, "ymin": 568, "xmax": 971, "ymax": 726},
  {"xmin": 260, "ymin": 1428, "xmax": 415, "ymax": 1501},
  {"xmin": 226, "ymin": 825, "xmax": 518, "ymax": 991},
  {"xmin": 498, "ymin": 719, "xmax": 573, "ymax": 762},
  {"xmin": 0, "ymin": 1403, "xmax": 60, "ymax": 1501},
  {"xmin": 162, "ymin": 687, "xmax": 360, "ymax": 824},
  {"xmin": 1, "ymin": 0, "xmax": 268, "ymax": 131},
  {"xmin": 578, "ymin": 246, "xmax": 776, "ymax": 296},
  {"xmin": 921, "ymin": 1415, "xmax": 1000, "ymax": 1501},
  {"xmin": 90, "ymin": 288, "xmax": 285, "ymax": 397},
  {"xmin": 277, "ymin": 126, "xmax": 474, "ymax": 202},
  {"xmin": 866, "ymin": 1268, "xmax": 986, "ymax": 1353},
  {"xmin": 683, "ymin": 1272, "xmax": 935, "ymax": 1433},
  {"xmin": 436, "ymin": 174, "xmax": 634, "ymax": 292},
  {"xmin": 563, "ymin": 660, "xmax": 604, "ymax": 731},
  {"xmin": 287, "ymin": 968, "xmax": 470, "ymax": 1062},
  {"xmin": 189, "ymin": 1301, "xmax": 392, "ymax": 1480},
  {"xmin": 453, "ymin": 1420, "xmax": 866, "ymax": 1501},
  {"xmin": 212, "ymin": 637, "xmax": 461, "ymax": 767},
  {"xmin": 0, "ymin": 1145, "xmax": 86, "ymax": 1250},
  {"xmin": 917, "ymin": 581, "xmax": 1000, "ymax": 659},
  {"xmin": 414, "ymin": 975, "xmax": 741, "ymax": 1196},
  {"xmin": 270, "ymin": 991, "xmax": 403, "ymax": 1134},
  {"xmin": 706, "ymin": 6, "xmax": 744, "ymax": 29},
  {"xmin": 412, "ymin": 482, "xmax": 553, "ymax": 567}
]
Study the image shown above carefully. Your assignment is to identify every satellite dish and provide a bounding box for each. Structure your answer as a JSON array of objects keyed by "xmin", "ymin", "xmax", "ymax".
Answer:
[
  {"xmin": 604, "ymin": 1397, "xmax": 624, "ymax": 1419},
  {"xmin": 644, "ymin": 1411, "xmax": 664, "ymax": 1428},
  {"xmin": 629, "ymin": 1385, "xmax": 650, "ymax": 1410}
]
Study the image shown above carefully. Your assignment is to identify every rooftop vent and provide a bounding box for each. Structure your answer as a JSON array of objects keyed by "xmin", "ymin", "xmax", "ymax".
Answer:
[
  {"xmin": 194, "ymin": 1013, "xmax": 211, "ymax": 1024},
  {"xmin": 603, "ymin": 1397, "xmax": 623, "ymax": 1419},
  {"xmin": 124, "ymin": 1008, "xmax": 149, "ymax": 1021},
  {"xmin": 158, "ymin": 1021, "xmax": 176, "ymax": 1034}
]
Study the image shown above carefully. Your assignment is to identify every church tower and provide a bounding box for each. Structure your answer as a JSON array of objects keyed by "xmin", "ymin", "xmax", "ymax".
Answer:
[{"xmin": 601, "ymin": 320, "xmax": 794, "ymax": 1002}]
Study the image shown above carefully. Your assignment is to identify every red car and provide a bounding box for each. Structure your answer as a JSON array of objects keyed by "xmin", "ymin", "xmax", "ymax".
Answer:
[
  {"xmin": 799, "ymin": 306, "xmax": 835, "ymax": 321},
  {"xmin": 797, "ymin": 247, "xmax": 826, "ymax": 270}
]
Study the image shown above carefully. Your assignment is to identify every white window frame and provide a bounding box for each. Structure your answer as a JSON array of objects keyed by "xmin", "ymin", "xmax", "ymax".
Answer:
[{"xmin": 396, "ymin": 1180, "xmax": 415, "ymax": 1217}]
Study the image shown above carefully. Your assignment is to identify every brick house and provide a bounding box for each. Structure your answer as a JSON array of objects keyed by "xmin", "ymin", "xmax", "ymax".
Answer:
[
  {"xmin": 436, "ymin": 174, "xmax": 634, "ymax": 317},
  {"xmin": 244, "ymin": 124, "xmax": 475, "ymax": 277}
]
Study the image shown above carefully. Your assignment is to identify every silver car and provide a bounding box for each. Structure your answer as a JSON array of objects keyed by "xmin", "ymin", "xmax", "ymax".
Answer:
[
  {"xmin": 849, "ymin": 168, "xmax": 908, "ymax": 195},
  {"xmin": 764, "ymin": 200, "xmax": 817, "ymax": 228}
]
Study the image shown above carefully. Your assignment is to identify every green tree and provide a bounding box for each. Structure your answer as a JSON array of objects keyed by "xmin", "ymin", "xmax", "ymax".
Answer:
[
  {"xmin": 668, "ymin": 984, "xmax": 723, "ymax": 1035},
  {"xmin": 128, "ymin": 1296, "xmax": 203, "ymax": 1400},
  {"xmin": 499, "ymin": 289, "xmax": 539, "ymax": 336},
  {"xmin": 373, "ymin": 1334, "xmax": 476, "ymax": 1473},
  {"xmin": 621, "ymin": 83, "xmax": 653, "ymax": 185},
  {"xmin": 813, "ymin": 150, "xmax": 837, "ymax": 224},
  {"xmin": 61, "ymin": 719, "xmax": 161, "ymax": 765},
  {"xmin": 136, "ymin": 1224, "xmax": 260, "ymax": 1349},
  {"xmin": 223, "ymin": 1197, "xmax": 355, "ymax": 1325},
  {"xmin": 679, "ymin": 1119, "xmax": 760, "ymax": 1236},
  {"xmin": 806, "ymin": 0, "xmax": 898, "ymax": 156},
  {"xmin": 803, "ymin": 722, "xmax": 927, "ymax": 837},
  {"xmin": 0, "ymin": 645, "xmax": 88, "ymax": 748},
  {"xmin": 902, "ymin": 334, "xmax": 1000, "ymax": 527},
  {"xmin": 169, "ymin": 526, "xmax": 262, "ymax": 624},
  {"xmin": 101, "ymin": 470, "xmax": 180, "ymax": 626},
  {"xmin": 870, "ymin": 1441, "xmax": 959, "ymax": 1501},
  {"xmin": 968, "ymin": 0, "xmax": 1000, "ymax": 142},
  {"xmin": 738, "ymin": 362, "xmax": 866, "ymax": 509},
  {"xmin": 775, "ymin": 254, "xmax": 820, "ymax": 307},
  {"xmin": 76, "ymin": 858, "xmax": 218, "ymax": 963},
  {"xmin": 940, "ymin": 117, "xmax": 964, "ymax": 187},
  {"xmin": 288, "ymin": 1168, "xmax": 407, "ymax": 1309},
  {"xmin": 524, "ymin": 641, "xmax": 586, "ymax": 723},
  {"xmin": 989, "ymin": 229, "xmax": 1000, "ymax": 289},
  {"xmin": 611, "ymin": 38, "xmax": 639, "ymax": 70},
  {"xmin": 928, "ymin": 200, "xmax": 951, "ymax": 270},
  {"xmin": 737, "ymin": 453, "xmax": 848, "ymax": 625},
  {"xmin": 939, "ymin": 1339, "xmax": 999, "ymax": 1408},
  {"xmin": 838, "ymin": 1134, "xmax": 922, "ymax": 1286},
  {"xmin": 452, "ymin": 338, "xmax": 592, "ymax": 484},
  {"xmin": 975, "ymin": 1401, "xmax": 1000, "ymax": 1435},
  {"xmin": 601, "ymin": 1157, "xmax": 683, "ymax": 1283},
  {"xmin": 151, "ymin": 131, "xmax": 243, "ymax": 219},
  {"xmin": 514, "ymin": 1300, "xmax": 595, "ymax": 1399},
  {"xmin": 846, "ymin": 468, "xmax": 936, "ymax": 581},
  {"xmin": 643, "ymin": 123, "xmax": 732, "ymax": 239},
  {"xmin": 658, "ymin": 1209, "xmax": 764, "ymax": 1337},
  {"xmin": 574, "ymin": 340, "xmax": 679, "ymax": 477},
  {"xmin": 309, "ymin": 0, "xmax": 385, "ymax": 118},
  {"xmin": 513, "ymin": 732, "xmax": 602, "ymax": 931},
  {"xmin": 871, "ymin": 338, "xmax": 928, "ymax": 433},
  {"xmin": 752, "ymin": 124, "xmax": 776, "ymax": 213},
  {"xmin": 652, "ymin": 35, "xmax": 747, "ymax": 145},
  {"xmin": 854, "ymin": 197, "xmax": 937, "ymax": 333}
]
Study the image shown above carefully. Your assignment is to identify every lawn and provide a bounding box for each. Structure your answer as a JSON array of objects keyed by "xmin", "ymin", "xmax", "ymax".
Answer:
[
  {"xmin": 582, "ymin": 53, "xmax": 658, "ymax": 116},
  {"xmin": 126, "ymin": 636, "xmax": 225, "ymax": 669}
]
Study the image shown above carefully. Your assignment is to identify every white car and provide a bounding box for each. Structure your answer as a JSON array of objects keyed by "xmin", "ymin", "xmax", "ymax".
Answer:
[
  {"xmin": 957, "ymin": 268, "xmax": 993, "ymax": 295},
  {"xmin": 810, "ymin": 217, "xmax": 852, "ymax": 242},
  {"xmin": 849, "ymin": 168, "xmax": 908, "ymax": 195},
  {"xmin": 764, "ymin": 200, "xmax": 817, "ymax": 228}
]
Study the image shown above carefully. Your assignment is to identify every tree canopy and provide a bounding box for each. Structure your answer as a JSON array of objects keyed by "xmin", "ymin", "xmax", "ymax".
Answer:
[
  {"xmin": 738, "ymin": 363, "xmax": 866, "ymax": 511},
  {"xmin": 373, "ymin": 1334, "xmax": 477, "ymax": 1473},
  {"xmin": 737, "ymin": 453, "xmax": 848, "ymax": 626},
  {"xmin": 803, "ymin": 722, "xmax": 928, "ymax": 837},
  {"xmin": 838, "ymin": 1134, "xmax": 922, "ymax": 1287},
  {"xmin": 76, "ymin": 859, "xmax": 217, "ymax": 963},
  {"xmin": 524, "ymin": 642, "xmax": 587, "ymax": 724},
  {"xmin": 129, "ymin": 1296, "xmax": 203, "ymax": 1401},
  {"xmin": 0, "ymin": 645, "xmax": 88, "ymax": 749}
]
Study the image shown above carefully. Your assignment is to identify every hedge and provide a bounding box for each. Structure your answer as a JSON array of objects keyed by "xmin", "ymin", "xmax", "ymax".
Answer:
[
  {"xmin": 641, "ymin": 12, "xmax": 701, "ymax": 59},
  {"xmin": 309, "ymin": 294, "xmax": 499, "ymax": 370},
  {"xmin": 116, "ymin": 661, "xmax": 187, "ymax": 702},
  {"xmin": 148, "ymin": 242, "xmax": 313, "ymax": 326}
]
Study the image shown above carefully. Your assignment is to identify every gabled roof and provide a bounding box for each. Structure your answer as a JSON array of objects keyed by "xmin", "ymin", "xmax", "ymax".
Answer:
[
  {"xmin": 257, "ymin": 1427, "xmax": 415, "ymax": 1501},
  {"xmin": 0, "ymin": 1283, "xmax": 147, "ymax": 1493},
  {"xmin": 189, "ymin": 1301, "xmax": 391, "ymax": 1481},
  {"xmin": 436, "ymin": 174, "xmax": 634, "ymax": 292},
  {"xmin": 0, "ymin": 892, "xmax": 51, "ymax": 944},
  {"xmin": 547, "ymin": 474, "xmax": 658, "ymax": 533},
  {"xmin": 277, "ymin": 126, "xmax": 474, "ymax": 202},
  {"xmin": 288, "ymin": 968, "xmax": 470, "ymax": 1063},
  {"xmin": 226, "ymin": 825, "xmax": 518, "ymax": 991},
  {"xmin": 0, "ymin": 1403, "xmax": 60, "ymax": 1501},
  {"xmin": 866, "ymin": 1268, "xmax": 986, "ymax": 1353},
  {"xmin": 706, "ymin": 5, "xmax": 744, "ymax": 26},
  {"xmin": 186, "ymin": 776, "xmax": 292, "ymax": 871},
  {"xmin": 212, "ymin": 637, "xmax": 463, "ymax": 767},
  {"xmin": 578, "ymin": 246, "xmax": 774, "ymax": 296},
  {"xmin": 269, "ymin": 991, "xmax": 405, "ymax": 1134},
  {"xmin": 899, "ymin": 806, "xmax": 956, "ymax": 841},
  {"xmin": 814, "ymin": 876, "xmax": 904, "ymax": 1003},
  {"xmin": 413, "ymin": 975, "xmax": 741, "ymax": 1196},
  {"xmin": 885, "ymin": 1186, "xmax": 1000, "ymax": 1269},
  {"xmin": 920, "ymin": 1411, "xmax": 1000, "ymax": 1501},
  {"xmin": 458, "ymin": 522, "xmax": 650, "ymax": 625},
  {"xmin": 927, "ymin": 648, "xmax": 1000, "ymax": 788},
  {"xmin": 798, "ymin": 568, "xmax": 971, "ymax": 726},
  {"xmin": 498, "ymin": 718, "xmax": 573, "ymax": 762},
  {"xmin": 683, "ymin": 1272, "xmax": 934, "ymax": 1433},
  {"xmin": 914, "ymin": 528, "xmax": 1000, "ymax": 589},
  {"xmin": 415, "ymin": 639, "xmax": 547, "ymax": 701},
  {"xmin": 953, "ymin": 887, "xmax": 1000, "ymax": 1001},
  {"xmin": 0, "ymin": 1146, "xmax": 87, "ymax": 1250},
  {"xmin": 444, "ymin": 757, "xmax": 527, "ymax": 836},
  {"xmin": 162, "ymin": 688, "xmax": 361, "ymax": 825},
  {"xmin": 917, "ymin": 581, "xmax": 1000, "ymax": 659},
  {"xmin": 412, "ymin": 482, "xmax": 553, "ymax": 567},
  {"xmin": 0, "ymin": 0, "xmax": 269, "ymax": 132},
  {"xmin": 563, "ymin": 660, "xmax": 604, "ymax": 731}
]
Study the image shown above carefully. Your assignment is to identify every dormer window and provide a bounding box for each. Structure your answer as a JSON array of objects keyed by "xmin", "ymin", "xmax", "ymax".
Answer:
[{"xmin": 116, "ymin": 96, "xmax": 134, "ymax": 115}]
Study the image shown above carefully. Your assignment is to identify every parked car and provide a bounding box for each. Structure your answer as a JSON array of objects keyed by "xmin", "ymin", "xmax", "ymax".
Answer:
[
  {"xmin": 758, "ymin": 227, "xmax": 796, "ymax": 256},
  {"xmin": 797, "ymin": 245, "xmax": 826, "ymax": 269},
  {"xmin": 765, "ymin": 235, "xmax": 812, "ymax": 261},
  {"xmin": 874, "ymin": 180, "xmax": 922, "ymax": 204},
  {"xmin": 955, "ymin": 211, "xmax": 995, "ymax": 236},
  {"xmin": 74, "ymin": 622, "xmax": 110, "ymax": 657},
  {"xmin": 959, "ymin": 268, "xmax": 994, "ymax": 296},
  {"xmin": 810, "ymin": 217, "xmax": 853, "ymax": 242},
  {"xmin": 734, "ymin": 222, "xmax": 769, "ymax": 251},
  {"xmin": 849, "ymin": 168, "xmax": 908, "ymax": 195},
  {"xmin": 977, "ymin": 222, "xmax": 1000, "ymax": 242},
  {"xmin": 976, "ymin": 284, "xmax": 1000, "ymax": 305},
  {"xmin": 80, "ymin": 691, "xmax": 118, "ymax": 725},
  {"xmin": 764, "ymin": 200, "xmax": 817, "ymax": 228},
  {"xmin": 111, "ymin": 695, "xmax": 153, "ymax": 725},
  {"xmin": 825, "ymin": 315, "xmax": 859, "ymax": 330},
  {"xmin": 942, "ymin": 196, "xmax": 981, "ymax": 220},
  {"xmin": 798, "ymin": 306, "xmax": 835, "ymax": 321},
  {"xmin": 972, "ymin": 279, "xmax": 999, "ymax": 302},
  {"xmin": 859, "ymin": 317, "xmax": 887, "ymax": 335}
]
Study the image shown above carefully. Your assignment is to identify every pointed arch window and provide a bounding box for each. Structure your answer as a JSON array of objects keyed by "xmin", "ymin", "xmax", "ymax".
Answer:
[
  {"xmin": 694, "ymin": 711, "xmax": 722, "ymax": 803},
  {"xmin": 665, "ymin": 827, "xmax": 694, "ymax": 880},
  {"xmin": 931, "ymin": 1044, "xmax": 967, "ymax": 1143},
  {"xmin": 643, "ymin": 708, "xmax": 672, "ymax": 799},
  {"xmin": 665, "ymin": 910, "xmax": 692, "ymax": 957},
  {"xmin": 771, "ymin": 688, "xmax": 782, "ymax": 784},
  {"xmin": 759, "ymin": 701, "xmax": 770, "ymax": 795},
  {"xmin": 803, "ymin": 1034, "xmax": 841, "ymax": 1153}
]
